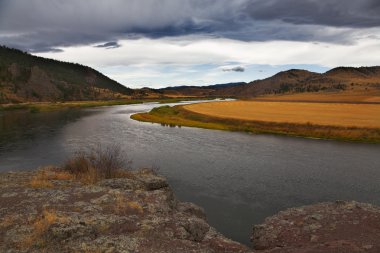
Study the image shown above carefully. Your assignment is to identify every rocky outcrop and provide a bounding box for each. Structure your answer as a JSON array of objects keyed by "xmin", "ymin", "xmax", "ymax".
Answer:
[
  {"xmin": 1, "ymin": 168, "xmax": 379, "ymax": 253},
  {"xmin": 0, "ymin": 168, "xmax": 250, "ymax": 253},
  {"xmin": 252, "ymin": 201, "xmax": 380, "ymax": 253}
]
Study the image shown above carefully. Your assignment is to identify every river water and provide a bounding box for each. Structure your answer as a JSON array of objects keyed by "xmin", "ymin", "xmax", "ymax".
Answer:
[{"xmin": 1, "ymin": 101, "xmax": 380, "ymax": 245}]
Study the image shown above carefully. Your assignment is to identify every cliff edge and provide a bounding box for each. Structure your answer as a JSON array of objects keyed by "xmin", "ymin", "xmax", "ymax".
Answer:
[
  {"xmin": 1, "ymin": 167, "xmax": 379, "ymax": 253},
  {"xmin": 0, "ymin": 168, "xmax": 250, "ymax": 253}
]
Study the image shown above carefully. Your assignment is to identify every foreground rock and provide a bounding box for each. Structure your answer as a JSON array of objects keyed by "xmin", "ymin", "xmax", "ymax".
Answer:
[
  {"xmin": 1, "ymin": 168, "xmax": 379, "ymax": 253},
  {"xmin": 252, "ymin": 201, "xmax": 380, "ymax": 253},
  {"xmin": 0, "ymin": 168, "xmax": 250, "ymax": 253}
]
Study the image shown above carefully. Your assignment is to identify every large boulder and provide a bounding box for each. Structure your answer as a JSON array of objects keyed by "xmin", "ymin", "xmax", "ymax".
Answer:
[{"xmin": 252, "ymin": 201, "xmax": 380, "ymax": 253}]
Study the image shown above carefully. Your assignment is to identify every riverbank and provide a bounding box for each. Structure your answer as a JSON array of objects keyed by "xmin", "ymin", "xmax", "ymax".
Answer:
[
  {"xmin": 0, "ymin": 97, "xmax": 213, "ymax": 113},
  {"xmin": 1, "ymin": 167, "xmax": 379, "ymax": 252},
  {"xmin": 131, "ymin": 102, "xmax": 380, "ymax": 143},
  {"xmin": 0, "ymin": 100, "xmax": 143, "ymax": 113}
]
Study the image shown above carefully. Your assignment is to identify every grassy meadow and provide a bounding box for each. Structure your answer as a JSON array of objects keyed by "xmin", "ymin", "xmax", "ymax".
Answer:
[
  {"xmin": 131, "ymin": 101, "xmax": 380, "ymax": 143},
  {"xmin": 184, "ymin": 101, "xmax": 380, "ymax": 128},
  {"xmin": 253, "ymin": 90, "xmax": 380, "ymax": 103}
]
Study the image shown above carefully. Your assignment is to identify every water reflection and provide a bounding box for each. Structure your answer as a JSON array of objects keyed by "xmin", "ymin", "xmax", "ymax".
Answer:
[{"xmin": 0, "ymin": 102, "xmax": 379, "ymax": 245}]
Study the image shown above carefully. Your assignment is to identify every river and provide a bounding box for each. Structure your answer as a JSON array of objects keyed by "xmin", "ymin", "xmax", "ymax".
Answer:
[{"xmin": 1, "ymin": 101, "xmax": 380, "ymax": 245}]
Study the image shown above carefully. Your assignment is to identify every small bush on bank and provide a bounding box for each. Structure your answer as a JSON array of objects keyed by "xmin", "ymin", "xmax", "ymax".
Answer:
[
  {"xmin": 150, "ymin": 105, "xmax": 179, "ymax": 116},
  {"xmin": 64, "ymin": 145, "xmax": 132, "ymax": 183}
]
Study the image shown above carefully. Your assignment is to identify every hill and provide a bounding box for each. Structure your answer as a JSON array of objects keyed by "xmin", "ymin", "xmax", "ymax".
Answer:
[
  {"xmin": 233, "ymin": 67, "xmax": 380, "ymax": 98},
  {"xmin": 2, "ymin": 45, "xmax": 378, "ymax": 103},
  {"xmin": 158, "ymin": 82, "xmax": 247, "ymax": 98},
  {"xmin": 157, "ymin": 67, "xmax": 380, "ymax": 100},
  {"xmin": 0, "ymin": 46, "xmax": 133, "ymax": 103}
]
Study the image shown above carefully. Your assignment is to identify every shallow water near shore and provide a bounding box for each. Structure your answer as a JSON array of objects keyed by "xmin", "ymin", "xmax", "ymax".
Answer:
[{"xmin": 1, "ymin": 101, "xmax": 380, "ymax": 245}]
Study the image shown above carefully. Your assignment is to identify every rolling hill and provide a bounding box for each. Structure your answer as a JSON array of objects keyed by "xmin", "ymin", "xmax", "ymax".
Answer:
[
  {"xmin": 0, "ymin": 46, "xmax": 133, "ymax": 103},
  {"xmin": 2, "ymin": 45, "xmax": 379, "ymax": 103},
  {"xmin": 157, "ymin": 67, "xmax": 380, "ymax": 101},
  {"xmin": 159, "ymin": 82, "xmax": 247, "ymax": 97}
]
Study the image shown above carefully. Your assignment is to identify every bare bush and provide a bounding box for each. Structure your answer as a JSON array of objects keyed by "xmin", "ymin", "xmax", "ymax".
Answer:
[{"xmin": 64, "ymin": 144, "xmax": 131, "ymax": 183}]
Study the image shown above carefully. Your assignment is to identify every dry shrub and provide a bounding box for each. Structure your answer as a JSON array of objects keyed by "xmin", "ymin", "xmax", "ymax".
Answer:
[
  {"xmin": 48, "ymin": 171, "xmax": 74, "ymax": 180},
  {"xmin": 64, "ymin": 144, "xmax": 132, "ymax": 184}
]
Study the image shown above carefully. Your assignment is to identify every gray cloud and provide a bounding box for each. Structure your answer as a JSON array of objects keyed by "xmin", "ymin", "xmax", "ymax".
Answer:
[
  {"xmin": 246, "ymin": 0, "xmax": 380, "ymax": 28},
  {"xmin": 0, "ymin": 0, "xmax": 379, "ymax": 52},
  {"xmin": 223, "ymin": 66, "xmax": 245, "ymax": 72},
  {"xmin": 95, "ymin": 42, "xmax": 121, "ymax": 49},
  {"xmin": 0, "ymin": 0, "xmax": 247, "ymax": 52}
]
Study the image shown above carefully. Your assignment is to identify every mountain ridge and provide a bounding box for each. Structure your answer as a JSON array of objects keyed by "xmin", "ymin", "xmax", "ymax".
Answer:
[
  {"xmin": 157, "ymin": 66, "xmax": 380, "ymax": 98},
  {"xmin": 0, "ymin": 46, "xmax": 133, "ymax": 103},
  {"xmin": 1, "ymin": 46, "xmax": 379, "ymax": 103}
]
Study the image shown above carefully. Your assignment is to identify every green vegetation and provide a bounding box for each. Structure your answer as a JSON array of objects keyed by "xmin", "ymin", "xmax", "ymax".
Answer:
[
  {"xmin": 0, "ymin": 100, "xmax": 142, "ymax": 112},
  {"xmin": 131, "ymin": 105, "xmax": 380, "ymax": 143},
  {"xmin": 158, "ymin": 97, "xmax": 214, "ymax": 104}
]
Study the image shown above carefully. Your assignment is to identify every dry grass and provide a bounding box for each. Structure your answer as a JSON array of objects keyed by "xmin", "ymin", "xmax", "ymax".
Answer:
[
  {"xmin": 29, "ymin": 167, "xmax": 74, "ymax": 188},
  {"xmin": 30, "ymin": 177, "xmax": 54, "ymax": 189},
  {"xmin": 132, "ymin": 104, "xmax": 380, "ymax": 143},
  {"xmin": 0, "ymin": 214, "xmax": 18, "ymax": 228},
  {"xmin": 28, "ymin": 146, "xmax": 132, "ymax": 187},
  {"xmin": 254, "ymin": 90, "xmax": 380, "ymax": 103},
  {"xmin": 114, "ymin": 192, "xmax": 143, "ymax": 215},
  {"xmin": 20, "ymin": 209, "xmax": 62, "ymax": 250},
  {"xmin": 33, "ymin": 209, "xmax": 58, "ymax": 234},
  {"xmin": 184, "ymin": 101, "xmax": 380, "ymax": 128}
]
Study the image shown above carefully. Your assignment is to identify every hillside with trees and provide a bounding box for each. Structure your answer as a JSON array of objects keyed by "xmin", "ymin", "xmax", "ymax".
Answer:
[{"xmin": 0, "ymin": 46, "xmax": 133, "ymax": 103}]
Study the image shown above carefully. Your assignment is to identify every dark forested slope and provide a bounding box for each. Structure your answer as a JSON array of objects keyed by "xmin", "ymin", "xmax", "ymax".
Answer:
[{"xmin": 0, "ymin": 46, "xmax": 132, "ymax": 103}]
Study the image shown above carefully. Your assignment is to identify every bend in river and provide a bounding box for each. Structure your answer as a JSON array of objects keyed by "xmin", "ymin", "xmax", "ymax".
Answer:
[{"xmin": 1, "ymin": 101, "xmax": 380, "ymax": 245}]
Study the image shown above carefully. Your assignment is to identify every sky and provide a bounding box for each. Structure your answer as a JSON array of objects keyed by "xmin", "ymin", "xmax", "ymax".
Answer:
[{"xmin": 1, "ymin": 0, "xmax": 380, "ymax": 88}]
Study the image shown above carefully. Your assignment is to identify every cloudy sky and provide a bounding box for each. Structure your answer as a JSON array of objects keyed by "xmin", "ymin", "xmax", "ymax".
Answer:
[{"xmin": 1, "ymin": 0, "xmax": 380, "ymax": 88}]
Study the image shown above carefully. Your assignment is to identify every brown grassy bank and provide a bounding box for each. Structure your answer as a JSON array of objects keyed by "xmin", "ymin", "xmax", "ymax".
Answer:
[
  {"xmin": 0, "ymin": 97, "xmax": 212, "ymax": 113},
  {"xmin": 0, "ymin": 100, "xmax": 144, "ymax": 113},
  {"xmin": 131, "ymin": 103, "xmax": 380, "ymax": 143},
  {"xmin": 184, "ymin": 101, "xmax": 380, "ymax": 128},
  {"xmin": 253, "ymin": 90, "xmax": 380, "ymax": 103}
]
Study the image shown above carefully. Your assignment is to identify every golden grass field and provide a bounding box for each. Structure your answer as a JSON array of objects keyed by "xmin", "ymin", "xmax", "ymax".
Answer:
[
  {"xmin": 131, "ymin": 102, "xmax": 380, "ymax": 143},
  {"xmin": 183, "ymin": 101, "xmax": 380, "ymax": 128},
  {"xmin": 254, "ymin": 90, "xmax": 380, "ymax": 103}
]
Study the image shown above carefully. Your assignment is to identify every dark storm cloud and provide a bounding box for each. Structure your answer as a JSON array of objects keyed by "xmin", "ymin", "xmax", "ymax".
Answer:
[
  {"xmin": 0, "ymin": 0, "xmax": 247, "ymax": 52},
  {"xmin": 246, "ymin": 0, "xmax": 380, "ymax": 28},
  {"xmin": 95, "ymin": 42, "xmax": 121, "ymax": 49},
  {"xmin": 222, "ymin": 66, "xmax": 245, "ymax": 72},
  {"xmin": 0, "ymin": 0, "xmax": 379, "ymax": 52}
]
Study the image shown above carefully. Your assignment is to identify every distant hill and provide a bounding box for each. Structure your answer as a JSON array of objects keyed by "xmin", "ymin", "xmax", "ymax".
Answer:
[
  {"xmin": 0, "ymin": 46, "xmax": 133, "ymax": 103},
  {"xmin": 157, "ymin": 67, "xmax": 380, "ymax": 99},
  {"xmin": 2, "ymin": 45, "xmax": 378, "ymax": 103},
  {"xmin": 158, "ymin": 82, "xmax": 247, "ymax": 97},
  {"xmin": 229, "ymin": 67, "xmax": 380, "ymax": 98}
]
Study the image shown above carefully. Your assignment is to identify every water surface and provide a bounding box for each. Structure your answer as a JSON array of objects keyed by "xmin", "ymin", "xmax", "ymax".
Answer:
[{"xmin": 1, "ymin": 102, "xmax": 379, "ymax": 245}]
